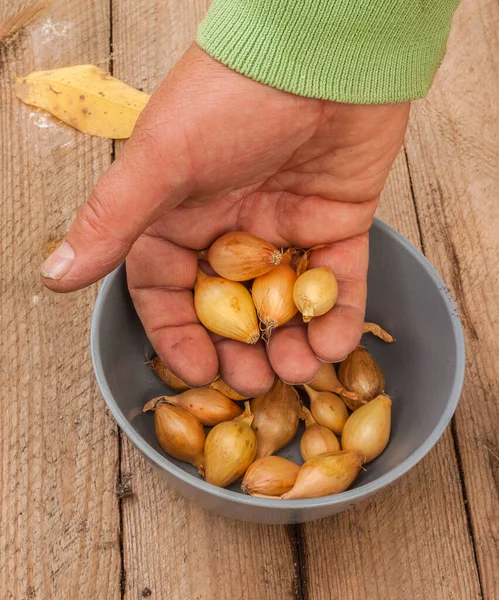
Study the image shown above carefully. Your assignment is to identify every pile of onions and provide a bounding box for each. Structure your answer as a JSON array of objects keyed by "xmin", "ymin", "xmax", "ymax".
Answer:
[
  {"xmin": 141, "ymin": 231, "xmax": 397, "ymax": 499},
  {"xmin": 194, "ymin": 232, "xmax": 340, "ymax": 343}
]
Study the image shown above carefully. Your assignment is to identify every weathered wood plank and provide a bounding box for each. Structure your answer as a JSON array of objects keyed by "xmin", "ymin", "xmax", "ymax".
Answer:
[
  {"xmin": 405, "ymin": 0, "xmax": 499, "ymax": 596},
  {"xmin": 301, "ymin": 152, "xmax": 482, "ymax": 600},
  {"xmin": 112, "ymin": 2, "xmax": 298, "ymax": 598},
  {"xmin": 0, "ymin": 1, "xmax": 120, "ymax": 598}
]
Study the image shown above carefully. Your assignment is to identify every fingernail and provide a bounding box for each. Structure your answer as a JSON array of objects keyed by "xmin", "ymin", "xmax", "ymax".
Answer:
[{"xmin": 41, "ymin": 241, "xmax": 75, "ymax": 280}]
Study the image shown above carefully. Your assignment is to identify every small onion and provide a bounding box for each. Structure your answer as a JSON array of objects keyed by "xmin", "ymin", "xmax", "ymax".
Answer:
[
  {"xmin": 204, "ymin": 402, "xmax": 257, "ymax": 488},
  {"xmin": 144, "ymin": 400, "xmax": 205, "ymax": 474},
  {"xmin": 207, "ymin": 231, "xmax": 283, "ymax": 281},
  {"xmin": 242, "ymin": 456, "xmax": 300, "ymax": 497},
  {"xmin": 300, "ymin": 406, "xmax": 340, "ymax": 461},
  {"xmin": 338, "ymin": 346, "xmax": 386, "ymax": 410},
  {"xmin": 341, "ymin": 394, "xmax": 392, "ymax": 463},
  {"xmin": 304, "ymin": 385, "xmax": 349, "ymax": 435},
  {"xmin": 252, "ymin": 264, "xmax": 297, "ymax": 339},
  {"xmin": 251, "ymin": 379, "xmax": 301, "ymax": 458},
  {"xmin": 194, "ymin": 269, "xmax": 260, "ymax": 344},
  {"xmin": 281, "ymin": 450, "xmax": 364, "ymax": 499},
  {"xmin": 293, "ymin": 267, "xmax": 338, "ymax": 323}
]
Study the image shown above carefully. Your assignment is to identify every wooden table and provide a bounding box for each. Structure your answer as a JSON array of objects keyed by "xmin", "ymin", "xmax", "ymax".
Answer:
[{"xmin": 1, "ymin": 1, "xmax": 497, "ymax": 598}]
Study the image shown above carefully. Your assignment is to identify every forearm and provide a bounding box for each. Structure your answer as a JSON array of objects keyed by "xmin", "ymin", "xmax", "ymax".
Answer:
[{"xmin": 197, "ymin": 0, "xmax": 460, "ymax": 104}]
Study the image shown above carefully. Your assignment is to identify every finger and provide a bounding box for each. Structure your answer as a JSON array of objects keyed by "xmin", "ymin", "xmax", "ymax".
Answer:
[
  {"xmin": 267, "ymin": 322, "xmax": 321, "ymax": 384},
  {"xmin": 307, "ymin": 234, "xmax": 368, "ymax": 362},
  {"xmin": 41, "ymin": 87, "xmax": 191, "ymax": 293},
  {"xmin": 215, "ymin": 339, "xmax": 275, "ymax": 397},
  {"xmin": 127, "ymin": 234, "xmax": 218, "ymax": 386}
]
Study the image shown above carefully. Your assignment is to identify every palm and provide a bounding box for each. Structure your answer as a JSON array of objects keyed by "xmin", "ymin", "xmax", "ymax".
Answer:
[{"xmin": 124, "ymin": 46, "xmax": 409, "ymax": 395}]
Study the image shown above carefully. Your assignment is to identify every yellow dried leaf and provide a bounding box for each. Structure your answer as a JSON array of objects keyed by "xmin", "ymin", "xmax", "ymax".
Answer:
[{"xmin": 15, "ymin": 64, "xmax": 150, "ymax": 139}]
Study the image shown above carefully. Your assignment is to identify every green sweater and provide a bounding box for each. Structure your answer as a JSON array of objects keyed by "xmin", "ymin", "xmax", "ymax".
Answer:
[{"xmin": 197, "ymin": 0, "xmax": 460, "ymax": 104}]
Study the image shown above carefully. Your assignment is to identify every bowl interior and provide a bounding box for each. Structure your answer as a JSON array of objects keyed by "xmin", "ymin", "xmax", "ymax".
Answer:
[{"xmin": 92, "ymin": 220, "xmax": 464, "ymax": 502}]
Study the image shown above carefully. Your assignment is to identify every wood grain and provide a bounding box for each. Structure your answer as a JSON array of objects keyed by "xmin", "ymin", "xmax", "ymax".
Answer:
[
  {"xmin": 404, "ymin": 0, "xmax": 499, "ymax": 596},
  {"xmin": 0, "ymin": 1, "xmax": 120, "ymax": 598},
  {"xmin": 112, "ymin": 2, "xmax": 298, "ymax": 598},
  {"xmin": 301, "ymin": 153, "xmax": 482, "ymax": 600}
]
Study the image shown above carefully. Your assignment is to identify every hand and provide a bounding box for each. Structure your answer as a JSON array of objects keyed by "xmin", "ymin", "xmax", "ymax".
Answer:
[{"xmin": 42, "ymin": 44, "xmax": 409, "ymax": 395}]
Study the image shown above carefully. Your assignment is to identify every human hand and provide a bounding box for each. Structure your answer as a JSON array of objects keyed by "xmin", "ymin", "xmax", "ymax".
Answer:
[{"xmin": 42, "ymin": 44, "xmax": 409, "ymax": 395}]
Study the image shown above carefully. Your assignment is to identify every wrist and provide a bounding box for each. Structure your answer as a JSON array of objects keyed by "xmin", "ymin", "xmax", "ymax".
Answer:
[{"xmin": 197, "ymin": 0, "xmax": 460, "ymax": 104}]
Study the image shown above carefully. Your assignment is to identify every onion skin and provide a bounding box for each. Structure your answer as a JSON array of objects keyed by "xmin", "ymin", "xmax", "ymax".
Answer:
[
  {"xmin": 293, "ymin": 267, "xmax": 338, "ymax": 323},
  {"xmin": 194, "ymin": 269, "xmax": 260, "ymax": 344},
  {"xmin": 209, "ymin": 375, "xmax": 249, "ymax": 401},
  {"xmin": 363, "ymin": 322, "xmax": 395, "ymax": 343},
  {"xmin": 242, "ymin": 456, "xmax": 300, "ymax": 496},
  {"xmin": 337, "ymin": 346, "xmax": 386, "ymax": 410},
  {"xmin": 252, "ymin": 265, "xmax": 297, "ymax": 338},
  {"xmin": 251, "ymin": 380, "xmax": 301, "ymax": 458},
  {"xmin": 204, "ymin": 402, "xmax": 257, "ymax": 488},
  {"xmin": 341, "ymin": 394, "xmax": 392, "ymax": 463},
  {"xmin": 207, "ymin": 231, "xmax": 282, "ymax": 281},
  {"xmin": 149, "ymin": 357, "xmax": 190, "ymax": 392},
  {"xmin": 281, "ymin": 450, "xmax": 364, "ymax": 499},
  {"xmin": 153, "ymin": 403, "xmax": 205, "ymax": 474}
]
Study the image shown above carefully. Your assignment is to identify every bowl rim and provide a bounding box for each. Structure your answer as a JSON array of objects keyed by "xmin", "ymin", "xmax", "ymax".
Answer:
[{"xmin": 91, "ymin": 218, "xmax": 466, "ymax": 509}]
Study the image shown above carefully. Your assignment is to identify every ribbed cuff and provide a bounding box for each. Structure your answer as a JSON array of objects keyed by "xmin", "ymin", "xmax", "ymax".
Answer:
[{"xmin": 197, "ymin": 0, "xmax": 459, "ymax": 104}]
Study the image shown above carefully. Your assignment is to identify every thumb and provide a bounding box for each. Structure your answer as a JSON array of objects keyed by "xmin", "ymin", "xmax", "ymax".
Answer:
[{"xmin": 40, "ymin": 122, "xmax": 188, "ymax": 292}]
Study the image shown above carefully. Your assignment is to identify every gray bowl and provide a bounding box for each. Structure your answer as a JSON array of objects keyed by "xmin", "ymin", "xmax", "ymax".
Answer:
[{"xmin": 91, "ymin": 219, "xmax": 465, "ymax": 524}]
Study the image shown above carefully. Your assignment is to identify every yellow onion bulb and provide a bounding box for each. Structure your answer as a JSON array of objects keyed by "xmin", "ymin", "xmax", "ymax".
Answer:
[
  {"xmin": 341, "ymin": 394, "xmax": 392, "ymax": 462},
  {"xmin": 161, "ymin": 388, "xmax": 243, "ymax": 426},
  {"xmin": 207, "ymin": 231, "xmax": 283, "ymax": 281},
  {"xmin": 252, "ymin": 264, "xmax": 298, "ymax": 339},
  {"xmin": 242, "ymin": 456, "xmax": 300, "ymax": 496},
  {"xmin": 300, "ymin": 406, "xmax": 340, "ymax": 461},
  {"xmin": 304, "ymin": 385, "xmax": 349, "ymax": 436},
  {"xmin": 194, "ymin": 269, "xmax": 260, "ymax": 344},
  {"xmin": 338, "ymin": 346, "xmax": 386, "ymax": 410},
  {"xmin": 150, "ymin": 402, "xmax": 205, "ymax": 474},
  {"xmin": 281, "ymin": 450, "xmax": 364, "ymax": 499},
  {"xmin": 251, "ymin": 379, "xmax": 301, "ymax": 458},
  {"xmin": 204, "ymin": 402, "xmax": 257, "ymax": 488},
  {"xmin": 293, "ymin": 267, "xmax": 338, "ymax": 323}
]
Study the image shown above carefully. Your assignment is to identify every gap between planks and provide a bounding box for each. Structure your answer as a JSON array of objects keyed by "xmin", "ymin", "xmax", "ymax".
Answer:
[{"xmin": 402, "ymin": 144, "xmax": 484, "ymax": 600}]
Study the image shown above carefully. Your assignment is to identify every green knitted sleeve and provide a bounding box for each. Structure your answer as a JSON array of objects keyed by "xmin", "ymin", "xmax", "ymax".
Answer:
[{"xmin": 197, "ymin": 0, "xmax": 460, "ymax": 104}]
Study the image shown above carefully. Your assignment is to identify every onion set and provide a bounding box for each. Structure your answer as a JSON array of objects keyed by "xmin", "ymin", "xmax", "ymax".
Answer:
[{"xmin": 142, "ymin": 230, "xmax": 397, "ymax": 500}]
